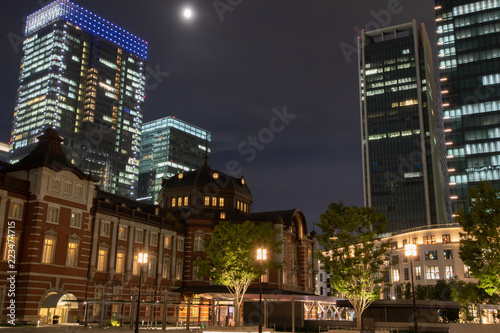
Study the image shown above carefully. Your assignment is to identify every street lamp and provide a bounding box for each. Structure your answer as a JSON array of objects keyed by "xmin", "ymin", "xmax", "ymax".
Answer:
[
  {"xmin": 405, "ymin": 243, "xmax": 418, "ymax": 333},
  {"xmin": 256, "ymin": 248, "xmax": 267, "ymax": 333},
  {"xmin": 135, "ymin": 252, "xmax": 148, "ymax": 333}
]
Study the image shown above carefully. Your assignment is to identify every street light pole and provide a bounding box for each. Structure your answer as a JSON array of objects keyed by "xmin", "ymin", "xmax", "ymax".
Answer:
[
  {"xmin": 135, "ymin": 252, "xmax": 148, "ymax": 333},
  {"xmin": 405, "ymin": 243, "xmax": 418, "ymax": 333},
  {"xmin": 257, "ymin": 248, "xmax": 267, "ymax": 333}
]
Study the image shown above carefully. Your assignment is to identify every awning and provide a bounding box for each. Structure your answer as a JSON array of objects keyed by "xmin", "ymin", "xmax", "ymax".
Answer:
[{"xmin": 41, "ymin": 293, "xmax": 79, "ymax": 309}]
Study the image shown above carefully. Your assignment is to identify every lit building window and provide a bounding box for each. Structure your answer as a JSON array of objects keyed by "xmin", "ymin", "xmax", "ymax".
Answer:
[
  {"xmin": 426, "ymin": 266, "xmax": 440, "ymax": 279},
  {"xmin": 8, "ymin": 202, "xmax": 23, "ymax": 220},
  {"xmin": 442, "ymin": 234, "xmax": 451, "ymax": 243},
  {"xmin": 423, "ymin": 235, "xmax": 436, "ymax": 244},
  {"xmin": 171, "ymin": 197, "xmax": 176, "ymax": 207},
  {"xmin": 42, "ymin": 236, "xmax": 56, "ymax": 264},
  {"xmin": 464, "ymin": 265, "xmax": 472, "ymax": 278},
  {"xmin": 212, "ymin": 197, "xmax": 217, "ymax": 206},
  {"xmin": 118, "ymin": 226, "xmax": 127, "ymax": 240},
  {"xmin": 183, "ymin": 196, "xmax": 189, "ymax": 206},
  {"xmin": 415, "ymin": 266, "xmax": 422, "ymax": 280},
  {"xmin": 97, "ymin": 249, "xmax": 108, "ymax": 272},
  {"xmin": 393, "ymin": 269, "xmax": 400, "ymax": 282},
  {"xmin": 445, "ymin": 265, "xmax": 454, "ymax": 279},
  {"xmin": 219, "ymin": 197, "xmax": 224, "ymax": 207},
  {"xmin": 116, "ymin": 252, "xmax": 125, "ymax": 274},
  {"xmin": 66, "ymin": 241, "xmax": 79, "ymax": 267},
  {"xmin": 164, "ymin": 235, "xmax": 171, "ymax": 249},
  {"xmin": 204, "ymin": 196, "xmax": 210, "ymax": 206}
]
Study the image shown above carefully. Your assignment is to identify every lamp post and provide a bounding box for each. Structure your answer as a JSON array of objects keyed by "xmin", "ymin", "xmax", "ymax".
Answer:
[
  {"xmin": 405, "ymin": 243, "xmax": 418, "ymax": 333},
  {"xmin": 256, "ymin": 248, "xmax": 267, "ymax": 333},
  {"xmin": 135, "ymin": 252, "xmax": 148, "ymax": 333}
]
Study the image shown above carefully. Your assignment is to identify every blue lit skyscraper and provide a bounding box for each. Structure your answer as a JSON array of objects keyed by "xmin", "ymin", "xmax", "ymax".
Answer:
[
  {"xmin": 435, "ymin": 0, "xmax": 500, "ymax": 214},
  {"xmin": 138, "ymin": 117, "xmax": 211, "ymax": 204},
  {"xmin": 10, "ymin": 0, "xmax": 147, "ymax": 198}
]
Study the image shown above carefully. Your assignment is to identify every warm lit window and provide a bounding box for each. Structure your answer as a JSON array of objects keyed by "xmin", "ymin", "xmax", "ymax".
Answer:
[
  {"xmin": 135, "ymin": 229, "xmax": 143, "ymax": 243},
  {"xmin": 70, "ymin": 212, "xmax": 82, "ymax": 228},
  {"xmin": 133, "ymin": 254, "xmax": 139, "ymax": 275},
  {"xmin": 66, "ymin": 241, "xmax": 79, "ymax": 267},
  {"xmin": 443, "ymin": 249, "xmax": 453, "ymax": 259},
  {"xmin": 423, "ymin": 235, "xmax": 436, "ymax": 245},
  {"xmin": 442, "ymin": 234, "xmax": 451, "ymax": 243},
  {"xmin": 220, "ymin": 212, "xmax": 226, "ymax": 219},
  {"xmin": 260, "ymin": 269, "xmax": 268, "ymax": 283},
  {"xmin": 175, "ymin": 259, "xmax": 183, "ymax": 280},
  {"xmin": 282, "ymin": 267, "xmax": 287, "ymax": 284},
  {"xmin": 162, "ymin": 257, "xmax": 171, "ymax": 279},
  {"xmin": 183, "ymin": 196, "xmax": 189, "ymax": 206},
  {"xmin": 415, "ymin": 266, "xmax": 422, "ymax": 280},
  {"xmin": 426, "ymin": 266, "xmax": 440, "ymax": 279},
  {"xmin": 308, "ymin": 248, "xmax": 312, "ymax": 264},
  {"xmin": 100, "ymin": 221, "xmax": 110, "ymax": 237},
  {"xmin": 97, "ymin": 249, "xmax": 108, "ymax": 272},
  {"xmin": 212, "ymin": 197, "xmax": 217, "ymax": 206},
  {"xmin": 8, "ymin": 202, "xmax": 23, "ymax": 220},
  {"xmin": 164, "ymin": 235, "xmax": 171, "ymax": 249},
  {"xmin": 219, "ymin": 197, "xmax": 224, "ymax": 207},
  {"xmin": 204, "ymin": 196, "xmax": 209, "ymax": 206},
  {"xmin": 194, "ymin": 235, "xmax": 204, "ymax": 252},
  {"xmin": 393, "ymin": 269, "xmax": 400, "ymax": 282},
  {"xmin": 177, "ymin": 237, "xmax": 184, "ymax": 252},
  {"xmin": 118, "ymin": 226, "xmax": 127, "ymax": 240},
  {"xmin": 116, "ymin": 252, "xmax": 125, "ymax": 274},
  {"xmin": 42, "ymin": 237, "xmax": 56, "ymax": 264},
  {"xmin": 3, "ymin": 233, "xmax": 19, "ymax": 261},
  {"xmin": 47, "ymin": 207, "xmax": 59, "ymax": 224},
  {"xmin": 445, "ymin": 265, "xmax": 454, "ymax": 279},
  {"xmin": 177, "ymin": 197, "xmax": 182, "ymax": 207},
  {"xmin": 171, "ymin": 197, "xmax": 176, "ymax": 207}
]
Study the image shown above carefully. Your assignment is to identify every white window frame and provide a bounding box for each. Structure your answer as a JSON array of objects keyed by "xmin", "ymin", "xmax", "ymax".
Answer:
[
  {"xmin": 100, "ymin": 221, "xmax": 110, "ymax": 237},
  {"xmin": 135, "ymin": 229, "xmax": 143, "ymax": 244},
  {"xmin": 70, "ymin": 211, "xmax": 82, "ymax": 228},
  {"xmin": 42, "ymin": 235, "xmax": 57, "ymax": 264},
  {"xmin": 8, "ymin": 202, "xmax": 23, "ymax": 220},
  {"xmin": 177, "ymin": 237, "xmax": 184, "ymax": 252},
  {"xmin": 150, "ymin": 233, "xmax": 158, "ymax": 247},
  {"xmin": 116, "ymin": 251, "xmax": 125, "ymax": 274},
  {"xmin": 118, "ymin": 226, "xmax": 127, "ymax": 240},
  {"xmin": 47, "ymin": 206, "xmax": 60, "ymax": 224},
  {"xmin": 164, "ymin": 235, "xmax": 172, "ymax": 249},
  {"xmin": 66, "ymin": 240, "xmax": 79, "ymax": 267}
]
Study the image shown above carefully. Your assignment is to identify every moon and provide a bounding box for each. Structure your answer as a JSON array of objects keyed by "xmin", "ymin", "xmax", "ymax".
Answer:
[{"xmin": 183, "ymin": 8, "xmax": 193, "ymax": 19}]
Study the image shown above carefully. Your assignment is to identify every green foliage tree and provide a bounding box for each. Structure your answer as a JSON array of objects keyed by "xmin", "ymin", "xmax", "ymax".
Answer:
[
  {"xmin": 450, "ymin": 278, "xmax": 500, "ymax": 322},
  {"xmin": 315, "ymin": 201, "xmax": 391, "ymax": 329},
  {"xmin": 194, "ymin": 221, "xmax": 280, "ymax": 326},
  {"xmin": 457, "ymin": 182, "xmax": 500, "ymax": 297}
]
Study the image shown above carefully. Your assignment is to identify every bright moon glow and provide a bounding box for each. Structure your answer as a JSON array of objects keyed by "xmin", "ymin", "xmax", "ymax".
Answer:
[{"xmin": 183, "ymin": 8, "xmax": 193, "ymax": 19}]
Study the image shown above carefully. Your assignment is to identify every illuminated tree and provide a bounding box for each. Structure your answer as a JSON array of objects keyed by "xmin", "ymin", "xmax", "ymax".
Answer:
[
  {"xmin": 315, "ymin": 201, "xmax": 390, "ymax": 329},
  {"xmin": 457, "ymin": 182, "xmax": 500, "ymax": 297},
  {"xmin": 194, "ymin": 221, "xmax": 280, "ymax": 326}
]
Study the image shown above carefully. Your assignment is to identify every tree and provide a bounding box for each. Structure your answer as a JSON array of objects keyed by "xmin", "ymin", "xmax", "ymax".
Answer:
[
  {"xmin": 194, "ymin": 221, "xmax": 280, "ymax": 326},
  {"xmin": 450, "ymin": 278, "xmax": 500, "ymax": 322},
  {"xmin": 457, "ymin": 182, "xmax": 500, "ymax": 297},
  {"xmin": 315, "ymin": 201, "xmax": 391, "ymax": 329}
]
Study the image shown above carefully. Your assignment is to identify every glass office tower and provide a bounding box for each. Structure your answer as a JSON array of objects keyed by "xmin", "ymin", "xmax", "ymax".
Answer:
[
  {"xmin": 435, "ymin": 0, "xmax": 500, "ymax": 214},
  {"xmin": 359, "ymin": 20, "xmax": 452, "ymax": 232},
  {"xmin": 10, "ymin": 0, "xmax": 147, "ymax": 198},
  {"xmin": 138, "ymin": 117, "xmax": 211, "ymax": 204}
]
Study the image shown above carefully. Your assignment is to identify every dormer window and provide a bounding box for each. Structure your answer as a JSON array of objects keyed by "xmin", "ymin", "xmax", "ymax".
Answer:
[
  {"xmin": 241, "ymin": 177, "xmax": 245, "ymax": 185},
  {"xmin": 178, "ymin": 173, "xmax": 184, "ymax": 179},
  {"xmin": 212, "ymin": 172, "xmax": 219, "ymax": 179}
]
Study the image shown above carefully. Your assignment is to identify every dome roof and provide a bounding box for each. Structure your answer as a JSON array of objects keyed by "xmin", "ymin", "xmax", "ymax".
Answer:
[{"xmin": 162, "ymin": 164, "xmax": 251, "ymax": 196}]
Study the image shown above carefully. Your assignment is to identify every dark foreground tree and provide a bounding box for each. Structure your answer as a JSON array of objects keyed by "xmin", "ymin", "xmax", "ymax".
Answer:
[
  {"xmin": 315, "ymin": 201, "xmax": 391, "ymax": 329},
  {"xmin": 194, "ymin": 221, "xmax": 280, "ymax": 326},
  {"xmin": 457, "ymin": 182, "xmax": 500, "ymax": 297}
]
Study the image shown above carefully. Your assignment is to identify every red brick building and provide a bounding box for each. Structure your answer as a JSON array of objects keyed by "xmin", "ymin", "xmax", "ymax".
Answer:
[{"xmin": 0, "ymin": 129, "xmax": 317, "ymax": 326}]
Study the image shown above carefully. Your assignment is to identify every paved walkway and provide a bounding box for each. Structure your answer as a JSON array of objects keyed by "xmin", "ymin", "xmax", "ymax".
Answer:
[{"xmin": 0, "ymin": 324, "xmax": 198, "ymax": 332}]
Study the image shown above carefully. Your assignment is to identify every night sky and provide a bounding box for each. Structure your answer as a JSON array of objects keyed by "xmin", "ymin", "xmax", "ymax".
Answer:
[{"xmin": 0, "ymin": 0, "xmax": 437, "ymax": 232}]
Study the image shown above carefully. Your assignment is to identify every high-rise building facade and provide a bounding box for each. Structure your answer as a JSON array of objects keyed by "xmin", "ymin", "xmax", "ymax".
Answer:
[
  {"xmin": 359, "ymin": 21, "xmax": 452, "ymax": 232},
  {"xmin": 138, "ymin": 116, "xmax": 210, "ymax": 204},
  {"xmin": 10, "ymin": 0, "xmax": 147, "ymax": 198},
  {"xmin": 435, "ymin": 0, "xmax": 500, "ymax": 214}
]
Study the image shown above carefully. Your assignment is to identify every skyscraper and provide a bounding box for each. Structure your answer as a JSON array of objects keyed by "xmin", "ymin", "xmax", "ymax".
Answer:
[
  {"xmin": 138, "ymin": 116, "xmax": 210, "ymax": 204},
  {"xmin": 10, "ymin": 0, "xmax": 147, "ymax": 198},
  {"xmin": 359, "ymin": 20, "xmax": 452, "ymax": 232},
  {"xmin": 435, "ymin": 0, "xmax": 500, "ymax": 214}
]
